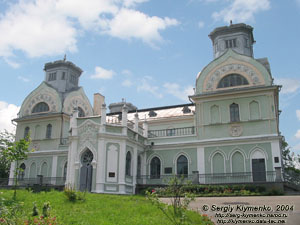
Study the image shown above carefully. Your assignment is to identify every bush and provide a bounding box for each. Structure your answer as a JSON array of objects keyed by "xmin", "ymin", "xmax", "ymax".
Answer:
[{"xmin": 63, "ymin": 186, "xmax": 86, "ymax": 202}]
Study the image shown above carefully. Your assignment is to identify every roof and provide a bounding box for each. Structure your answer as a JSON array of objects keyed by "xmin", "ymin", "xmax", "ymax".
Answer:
[{"xmin": 107, "ymin": 103, "xmax": 195, "ymax": 122}]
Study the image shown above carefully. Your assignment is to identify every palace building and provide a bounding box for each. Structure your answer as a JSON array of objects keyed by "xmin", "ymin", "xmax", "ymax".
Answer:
[{"xmin": 10, "ymin": 23, "xmax": 283, "ymax": 194}]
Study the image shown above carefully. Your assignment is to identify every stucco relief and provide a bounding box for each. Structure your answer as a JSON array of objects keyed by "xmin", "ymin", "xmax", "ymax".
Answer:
[
  {"xmin": 24, "ymin": 92, "xmax": 57, "ymax": 116},
  {"xmin": 64, "ymin": 96, "xmax": 90, "ymax": 116},
  {"xmin": 205, "ymin": 63, "xmax": 262, "ymax": 92},
  {"xmin": 78, "ymin": 121, "xmax": 99, "ymax": 151},
  {"xmin": 229, "ymin": 125, "xmax": 243, "ymax": 137}
]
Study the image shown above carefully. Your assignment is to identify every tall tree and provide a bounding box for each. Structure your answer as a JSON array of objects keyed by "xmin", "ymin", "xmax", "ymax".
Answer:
[
  {"xmin": 0, "ymin": 130, "xmax": 15, "ymax": 178},
  {"xmin": 1, "ymin": 132, "xmax": 31, "ymax": 199}
]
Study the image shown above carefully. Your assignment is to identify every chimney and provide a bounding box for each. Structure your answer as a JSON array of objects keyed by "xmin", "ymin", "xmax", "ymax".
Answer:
[{"xmin": 93, "ymin": 93, "xmax": 105, "ymax": 116}]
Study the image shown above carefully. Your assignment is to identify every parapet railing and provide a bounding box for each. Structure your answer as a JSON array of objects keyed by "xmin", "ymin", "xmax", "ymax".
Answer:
[{"xmin": 148, "ymin": 126, "xmax": 195, "ymax": 138}]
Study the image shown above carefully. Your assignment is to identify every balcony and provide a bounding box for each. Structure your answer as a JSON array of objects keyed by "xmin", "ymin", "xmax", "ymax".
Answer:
[{"xmin": 148, "ymin": 126, "xmax": 195, "ymax": 138}]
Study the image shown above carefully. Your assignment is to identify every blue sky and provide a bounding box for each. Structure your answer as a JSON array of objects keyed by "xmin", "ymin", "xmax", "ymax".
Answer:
[{"xmin": 0, "ymin": 0, "xmax": 299, "ymax": 154}]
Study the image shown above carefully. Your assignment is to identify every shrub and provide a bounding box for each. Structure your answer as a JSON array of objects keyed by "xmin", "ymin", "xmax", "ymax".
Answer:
[
  {"xmin": 64, "ymin": 186, "xmax": 86, "ymax": 202},
  {"xmin": 64, "ymin": 186, "xmax": 77, "ymax": 202}
]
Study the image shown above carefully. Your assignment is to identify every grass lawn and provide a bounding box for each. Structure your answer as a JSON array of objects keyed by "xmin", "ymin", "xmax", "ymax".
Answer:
[{"xmin": 0, "ymin": 189, "xmax": 213, "ymax": 225}]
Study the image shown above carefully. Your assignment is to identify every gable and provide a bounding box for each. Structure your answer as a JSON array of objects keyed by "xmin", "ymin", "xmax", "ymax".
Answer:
[{"xmin": 195, "ymin": 49, "xmax": 272, "ymax": 94}]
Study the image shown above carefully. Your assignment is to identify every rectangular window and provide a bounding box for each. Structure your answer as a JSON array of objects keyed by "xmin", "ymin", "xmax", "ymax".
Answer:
[
  {"xmin": 274, "ymin": 157, "xmax": 279, "ymax": 163},
  {"xmin": 61, "ymin": 72, "xmax": 66, "ymax": 80},
  {"xmin": 230, "ymin": 103, "xmax": 240, "ymax": 122},
  {"xmin": 48, "ymin": 72, "xmax": 57, "ymax": 81},
  {"xmin": 70, "ymin": 74, "xmax": 77, "ymax": 85},
  {"xmin": 225, "ymin": 39, "xmax": 237, "ymax": 49}
]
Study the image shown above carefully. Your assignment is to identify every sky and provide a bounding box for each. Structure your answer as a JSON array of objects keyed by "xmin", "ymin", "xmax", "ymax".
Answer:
[{"xmin": 0, "ymin": 0, "xmax": 299, "ymax": 154}]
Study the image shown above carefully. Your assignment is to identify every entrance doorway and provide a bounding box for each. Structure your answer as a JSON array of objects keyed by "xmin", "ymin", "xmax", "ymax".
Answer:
[
  {"xmin": 80, "ymin": 149, "xmax": 93, "ymax": 191},
  {"xmin": 252, "ymin": 158, "xmax": 266, "ymax": 182}
]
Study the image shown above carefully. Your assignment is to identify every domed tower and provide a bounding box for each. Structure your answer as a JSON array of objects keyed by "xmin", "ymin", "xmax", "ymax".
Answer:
[
  {"xmin": 209, "ymin": 23, "xmax": 255, "ymax": 58},
  {"xmin": 44, "ymin": 59, "xmax": 83, "ymax": 93}
]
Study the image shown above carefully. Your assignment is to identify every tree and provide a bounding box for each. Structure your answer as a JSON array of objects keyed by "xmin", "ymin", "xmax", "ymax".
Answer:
[
  {"xmin": 146, "ymin": 176, "xmax": 196, "ymax": 225},
  {"xmin": 0, "ymin": 130, "xmax": 15, "ymax": 178},
  {"xmin": 2, "ymin": 134, "xmax": 32, "ymax": 199}
]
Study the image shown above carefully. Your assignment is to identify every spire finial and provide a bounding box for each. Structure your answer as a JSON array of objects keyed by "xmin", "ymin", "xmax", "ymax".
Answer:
[
  {"xmin": 230, "ymin": 20, "xmax": 233, "ymax": 26},
  {"xmin": 63, "ymin": 54, "xmax": 66, "ymax": 61}
]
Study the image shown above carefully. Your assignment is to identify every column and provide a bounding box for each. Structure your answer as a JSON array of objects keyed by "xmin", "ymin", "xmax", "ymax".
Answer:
[
  {"xmin": 197, "ymin": 146, "xmax": 205, "ymax": 184},
  {"xmin": 132, "ymin": 147, "xmax": 138, "ymax": 194},
  {"xmin": 118, "ymin": 140, "xmax": 126, "ymax": 194},
  {"xmin": 96, "ymin": 138, "xmax": 106, "ymax": 192},
  {"xmin": 51, "ymin": 156, "xmax": 58, "ymax": 185}
]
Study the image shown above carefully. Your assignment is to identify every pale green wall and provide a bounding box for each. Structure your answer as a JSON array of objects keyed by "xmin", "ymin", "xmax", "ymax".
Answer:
[
  {"xmin": 57, "ymin": 156, "xmax": 67, "ymax": 177},
  {"xmin": 204, "ymin": 142, "xmax": 273, "ymax": 174},
  {"xmin": 146, "ymin": 148, "xmax": 197, "ymax": 175},
  {"xmin": 197, "ymin": 94, "xmax": 277, "ymax": 139},
  {"xmin": 22, "ymin": 156, "xmax": 53, "ymax": 178}
]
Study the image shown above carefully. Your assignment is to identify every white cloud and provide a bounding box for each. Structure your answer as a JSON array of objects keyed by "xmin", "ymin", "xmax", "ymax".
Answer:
[
  {"xmin": 274, "ymin": 78, "xmax": 300, "ymax": 94},
  {"xmin": 198, "ymin": 21, "xmax": 205, "ymax": 28},
  {"xmin": 122, "ymin": 79, "xmax": 133, "ymax": 87},
  {"xmin": 163, "ymin": 82, "xmax": 194, "ymax": 101},
  {"xmin": 121, "ymin": 69, "xmax": 132, "ymax": 76},
  {"xmin": 0, "ymin": 0, "xmax": 77, "ymax": 59},
  {"xmin": 0, "ymin": 0, "xmax": 178, "ymax": 65},
  {"xmin": 123, "ymin": 0, "xmax": 149, "ymax": 8},
  {"xmin": 0, "ymin": 101, "xmax": 20, "ymax": 133},
  {"xmin": 104, "ymin": 8, "xmax": 178, "ymax": 45},
  {"xmin": 212, "ymin": 0, "xmax": 270, "ymax": 23},
  {"xmin": 296, "ymin": 130, "xmax": 300, "ymax": 139},
  {"xmin": 137, "ymin": 77, "xmax": 163, "ymax": 98},
  {"xmin": 297, "ymin": 110, "xmax": 300, "ymax": 121},
  {"xmin": 90, "ymin": 66, "xmax": 115, "ymax": 79},
  {"xmin": 18, "ymin": 76, "xmax": 29, "ymax": 82}
]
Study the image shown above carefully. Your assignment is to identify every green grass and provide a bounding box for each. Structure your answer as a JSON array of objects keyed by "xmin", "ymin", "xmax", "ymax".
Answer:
[{"xmin": 0, "ymin": 189, "xmax": 212, "ymax": 225}]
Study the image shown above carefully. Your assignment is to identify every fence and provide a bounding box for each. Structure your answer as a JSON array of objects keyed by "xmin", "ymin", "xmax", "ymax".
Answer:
[
  {"xmin": 0, "ymin": 176, "xmax": 66, "ymax": 187},
  {"xmin": 136, "ymin": 171, "xmax": 278, "ymax": 185},
  {"xmin": 148, "ymin": 127, "xmax": 195, "ymax": 138}
]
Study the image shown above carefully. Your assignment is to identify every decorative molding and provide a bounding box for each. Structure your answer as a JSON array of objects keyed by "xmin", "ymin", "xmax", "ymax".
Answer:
[
  {"xmin": 205, "ymin": 63, "xmax": 263, "ymax": 92},
  {"xmin": 229, "ymin": 124, "xmax": 243, "ymax": 137},
  {"xmin": 25, "ymin": 92, "xmax": 57, "ymax": 116}
]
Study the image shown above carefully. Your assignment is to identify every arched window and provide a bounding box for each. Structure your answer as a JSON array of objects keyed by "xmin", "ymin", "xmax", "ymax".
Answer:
[
  {"xmin": 18, "ymin": 163, "xmax": 26, "ymax": 180},
  {"xmin": 32, "ymin": 102, "xmax": 49, "ymax": 113},
  {"xmin": 46, "ymin": 124, "xmax": 52, "ymax": 139},
  {"xmin": 217, "ymin": 74, "xmax": 249, "ymax": 88},
  {"xmin": 78, "ymin": 107, "xmax": 85, "ymax": 117},
  {"xmin": 125, "ymin": 151, "xmax": 132, "ymax": 176},
  {"xmin": 24, "ymin": 127, "xmax": 30, "ymax": 139},
  {"xmin": 41, "ymin": 162, "xmax": 48, "ymax": 177},
  {"xmin": 177, "ymin": 155, "xmax": 188, "ymax": 175},
  {"xmin": 150, "ymin": 157, "xmax": 161, "ymax": 179},
  {"xmin": 63, "ymin": 162, "xmax": 67, "ymax": 180},
  {"xmin": 29, "ymin": 162, "xmax": 36, "ymax": 178},
  {"xmin": 230, "ymin": 103, "xmax": 240, "ymax": 122},
  {"xmin": 137, "ymin": 156, "xmax": 142, "ymax": 177},
  {"xmin": 212, "ymin": 153, "xmax": 225, "ymax": 173}
]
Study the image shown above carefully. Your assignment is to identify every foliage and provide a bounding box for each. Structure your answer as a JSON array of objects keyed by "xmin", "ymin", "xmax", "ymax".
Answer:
[
  {"xmin": 146, "ymin": 176, "xmax": 211, "ymax": 225},
  {"xmin": 1, "ymin": 135, "xmax": 32, "ymax": 199},
  {"xmin": 0, "ymin": 189, "xmax": 207, "ymax": 225},
  {"xmin": 145, "ymin": 184, "xmax": 269, "ymax": 197},
  {"xmin": 63, "ymin": 186, "xmax": 86, "ymax": 202},
  {"xmin": 0, "ymin": 196, "xmax": 24, "ymax": 225},
  {"xmin": 0, "ymin": 131, "xmax": 15, "ymax": 178}
]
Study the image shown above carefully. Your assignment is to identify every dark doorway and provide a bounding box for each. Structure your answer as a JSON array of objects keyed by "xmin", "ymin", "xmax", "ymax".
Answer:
[
  {"xmin": 80, "ymin": 149, "xmax": 93, "ymax": 191},
  {"xmin": 252, "ymin": 158, "xmax": 266, "ymax": 182}
]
